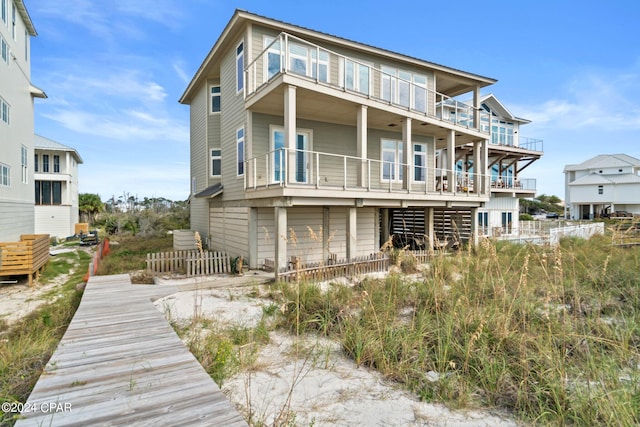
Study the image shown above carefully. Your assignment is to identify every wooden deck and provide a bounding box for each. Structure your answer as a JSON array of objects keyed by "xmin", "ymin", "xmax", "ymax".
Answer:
[{"xmin": 15, "ymin": 274, "xmax": 247, "ymax": 426}]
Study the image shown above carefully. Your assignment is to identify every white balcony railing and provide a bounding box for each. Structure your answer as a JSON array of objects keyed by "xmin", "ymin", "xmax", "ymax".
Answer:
[
  {"xmin": 490, "ymin": 176, "xmax": 536, "ymax": 191},
  {"xmin": 245, "ymin": 32, "xmax": 489, "ymax": 133},
  {"xmin": 244, "ymin": 147, "xmax": 491, "ymax": 196}
]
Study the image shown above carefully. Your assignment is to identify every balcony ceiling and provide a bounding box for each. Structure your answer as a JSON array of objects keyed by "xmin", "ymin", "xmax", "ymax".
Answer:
[{"xmin": 248, "ymin": 83, "xmax": 482, "ymax": 147}]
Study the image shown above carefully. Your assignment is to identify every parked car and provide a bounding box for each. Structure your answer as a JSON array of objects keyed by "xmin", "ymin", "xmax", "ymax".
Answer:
[{"xmin": 546, "ymin": 212, "xmax": 559, "ymax": 219}]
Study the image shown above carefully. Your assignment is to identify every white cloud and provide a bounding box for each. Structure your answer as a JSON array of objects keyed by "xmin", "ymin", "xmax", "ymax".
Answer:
[{"xmin": 512, "ymin": 66, "xmax": 640, "ymax": 131}]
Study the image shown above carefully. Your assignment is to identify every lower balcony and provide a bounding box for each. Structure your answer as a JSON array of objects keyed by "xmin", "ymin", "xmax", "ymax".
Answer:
[{"xmin": 243, "ymin": 148, "xmax": 491, "ymax": 205}]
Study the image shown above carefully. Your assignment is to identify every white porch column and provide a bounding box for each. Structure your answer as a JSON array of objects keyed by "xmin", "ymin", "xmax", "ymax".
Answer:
[
  {"xmin": 589, "ymin": 204, "xmax": 594, "ymax": 220},
  {"xmin": 284, "ymin": 85, "xmax": 297, "ymax": 184},
  {"xmin": 347, "ymin": 207, "xmax": 357, "ymax": 260},
  {"xmin": 424, "ymin": 207, "xmax": 434, "ymax": 254},
  {"xmin": 481, "ymin": 139, "xmax": 489, "ymax": 194},
  {"xmin": 470, "ymin": 207, "xmax": 479, "ymax": 247},
  {"xmin": 402, "ymin": 118, "xmax": 412, "ymax": 191},
  {"xmin": 381, "ymin": 209, "xmax": 390, "ymax": 246},
  {"xmin": 473, "ymin": 141, "xmax": 481, "ymax": 194},
  {"xmin": 447, "ymin": 129, "xmax": 455, "ymax": 193},
  {"xmin": 274, "ymin": 207, "xmax": 288, "ymax": 277},
  {"xmin": 357, "ymin": 105, "xmax": 368, "ymax": 187},
  {"xmin": 248, "ymin": 207, "xmax": 258, "ymax": 269},
  {"xmin": 323, "ymin": 207, "xmax": 330, "ymax": 261}
]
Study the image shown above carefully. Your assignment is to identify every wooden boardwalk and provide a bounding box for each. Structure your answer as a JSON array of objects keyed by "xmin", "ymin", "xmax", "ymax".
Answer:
[{"xmin": 15, "ymin": 274, "xmax": 247, "ymax": 426}]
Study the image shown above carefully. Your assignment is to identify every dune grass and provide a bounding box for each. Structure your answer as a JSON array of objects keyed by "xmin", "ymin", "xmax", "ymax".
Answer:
[{"xmin": 272, "ymin": 234, "xmax": 640, "ymax": 426}]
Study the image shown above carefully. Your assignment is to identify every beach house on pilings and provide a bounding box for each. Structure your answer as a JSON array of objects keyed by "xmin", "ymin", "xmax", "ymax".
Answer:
[{"xmin": 180, "ymin": 10, "xmax": 541, "ymax": 277}]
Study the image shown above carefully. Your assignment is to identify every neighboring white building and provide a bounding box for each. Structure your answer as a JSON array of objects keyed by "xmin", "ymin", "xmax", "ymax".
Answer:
[
  {"xmin": 180, "ymin": 10, "xmax": 540, "ymax": 277},
  {"xmin": 0, "ymin": 0, "xmax": 45, "ymax": 242},
  {"xmin": 34, "ymin": 135, "xmax": 83, "ymax": 238},
  {"xmin": 564, "ymin": 154, "xmax": 640, "ymax": 219}
]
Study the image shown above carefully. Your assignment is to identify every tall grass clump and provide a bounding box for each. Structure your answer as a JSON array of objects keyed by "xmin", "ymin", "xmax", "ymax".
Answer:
[{"xmin": 274, "ymin": 235, "xmax": 640, "ymax": 425}]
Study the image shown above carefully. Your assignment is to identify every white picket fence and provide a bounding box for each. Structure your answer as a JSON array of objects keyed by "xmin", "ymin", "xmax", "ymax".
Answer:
[{"xmin": 146, "ymin": 250, "xmax": 232, "ymax": 276}]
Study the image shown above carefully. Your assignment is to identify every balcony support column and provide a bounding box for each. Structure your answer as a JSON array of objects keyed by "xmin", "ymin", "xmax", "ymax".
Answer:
[
  {"xmin": 473, "ymin": 140, "xmax": 482, "ymax": 194},
  {"xmin": 447, "ymin": 130, "xmax": 455, "ymax": 193},
  {"xmin": 274, "ymin": 206, "xmax": 288, "ymax": 278},
  {"xmin": 284, "ymin": 85, "xmax": 297, "ymax": 184},
  {"xmin": 347, "ymin": 207, "xmax": 357, "ymax": 260},
  {"xmin": 470, "ymin": 207, "xmax": 479, "ymax": 247},
  {"xmin": 424, "ymin": 207, "xmax": 434, "ymax": 254},
  {"xmin": 357, "ymin": 105, "xmax": 368, "ymax": 187},
  {"xmin": 402, "ymin": 118, "xmax": 412, "ymax": 191}
]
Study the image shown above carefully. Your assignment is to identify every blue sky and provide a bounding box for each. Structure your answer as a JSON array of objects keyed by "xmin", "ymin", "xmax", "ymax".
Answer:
[{"xmin": 28, "ymin": 0, "xmax": 640, "ymax": 202}]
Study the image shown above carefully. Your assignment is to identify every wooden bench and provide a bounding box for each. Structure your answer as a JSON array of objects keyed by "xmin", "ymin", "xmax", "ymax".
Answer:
[{"xmin": 0, "ymin": 234, "xmax": 50, "ymax": 286}]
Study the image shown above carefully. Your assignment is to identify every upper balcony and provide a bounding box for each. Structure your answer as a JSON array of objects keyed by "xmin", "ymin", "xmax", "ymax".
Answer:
[{"xmin": 245, "ymin": 33, "xmax": 490, "ymax": 144}]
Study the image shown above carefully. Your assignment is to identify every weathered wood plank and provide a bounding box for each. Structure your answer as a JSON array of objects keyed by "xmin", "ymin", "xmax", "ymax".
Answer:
[{"xmin": 15, "ymin": 274, "xmax": 247, "ymax": 427}]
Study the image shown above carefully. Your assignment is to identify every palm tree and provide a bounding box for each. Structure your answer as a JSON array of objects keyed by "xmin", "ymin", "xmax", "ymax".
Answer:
[{"xmin": 79, "ymin": 193, "xmax": 104, "ymax": 224}]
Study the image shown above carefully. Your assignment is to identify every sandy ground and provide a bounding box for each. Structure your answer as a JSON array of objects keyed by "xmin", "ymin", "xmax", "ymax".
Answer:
[
  {"xmin": 154, "ymin": 284, "xmax": 521, "ymax": 427},
  {"xmin": 0, "ymin": 248, "xmax": 78, "ymax": 326}
]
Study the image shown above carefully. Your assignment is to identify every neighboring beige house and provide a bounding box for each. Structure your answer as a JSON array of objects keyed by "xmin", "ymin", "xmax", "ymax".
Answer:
[
  {"xmin": 564, "ymin": 154, "xmax": 640, "ymax": 219},
  {"xmin": 180, "ymin": 10, "xmax": 539, "ymax": 276},
  {"xmin": 0, "ymin": 0, "xmax": 45, "ymax": 242},
  {"xmin": 34, "ymin": 135, "xmax": 83, "ymax": 238}
]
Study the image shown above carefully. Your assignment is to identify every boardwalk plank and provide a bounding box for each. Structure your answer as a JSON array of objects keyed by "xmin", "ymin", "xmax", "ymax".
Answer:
[{"xmin": 15, "ymin": 274, "xmax": 247, "ymax": 427}]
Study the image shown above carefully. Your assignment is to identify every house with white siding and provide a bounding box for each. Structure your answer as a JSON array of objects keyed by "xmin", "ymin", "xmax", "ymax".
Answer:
[
  {"xmin": 180, "ymin": 10, "xmax": 543, "ymax": 276},
  {"xmin": 0, "ymin": 0, "xmax": 46, "ymax": 242},
  {"xmin": 34, "ymin": 135, "xmax": 83, "ymax": 238},
  {"xmin": 564, "ymin": 154, "xmax": 640, "ymax": 219}
]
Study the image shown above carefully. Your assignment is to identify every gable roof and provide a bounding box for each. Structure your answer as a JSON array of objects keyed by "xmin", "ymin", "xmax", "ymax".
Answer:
[
  {"xmin": 564, "ymin": 154, "xmax": 640, "ymax": 172},
  {"xmin": 569, "ymin": 172, "xmax": 640, "ymax": 186},
  {"xmin": 180, "ymin": 9, "xmax": 497, "ymax": 104},
  {"xmin": 34, "ymin": 134, "xmax": 84, "ymax": 164},
  {"xmin": 479, "ymin": 94, "xmax": 530, "ymax": 124}
]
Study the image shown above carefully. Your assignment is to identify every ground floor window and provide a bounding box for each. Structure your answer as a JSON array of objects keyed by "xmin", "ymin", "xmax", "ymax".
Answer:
[
  {"xmin": 0, "ymin": 163, "xmax": 9, "ymax": 186},
  {"xmin": 501, "ymin": 211, "xmax": 512, "ymax": 234},
  {"xmin": 35, "ymin": 180, "xmax": 62, "ymax": 205}
]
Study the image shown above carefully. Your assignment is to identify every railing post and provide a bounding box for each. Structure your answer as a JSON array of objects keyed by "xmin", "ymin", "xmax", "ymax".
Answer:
[{"xmin": 315, "ymin": 152, "xmax": 320, "ymax": 188}]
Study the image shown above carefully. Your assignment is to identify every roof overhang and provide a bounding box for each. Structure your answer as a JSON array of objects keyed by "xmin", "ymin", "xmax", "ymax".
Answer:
[
  {"xmin": 15, "ymin": 0, "xmax": 36, "ymax": 36},
  {"xmin": 194, "ymin": 183, "xmax": 224, "ymax": 198}
]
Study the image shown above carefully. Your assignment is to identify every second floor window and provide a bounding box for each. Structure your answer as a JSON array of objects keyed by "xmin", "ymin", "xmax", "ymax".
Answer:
[
  {"xmin": 381, "ymin": 139, "xmax": 403, "ymax": 182},
  {"xmin": 34, "ymin": 154, "xmax": 38, "ymax": 172},
  {"xmin": 237, "ymin": 127, "xmax": 244, "ymax": 176},
  {"xmin": 414, "ymin": 143, "xmax": 426, "ymax": 182},
  {"xmin": 0, "ymin": 163, "xmax": 9, "ymax": 186},
  {"xmin": 210, "ymin": 86, "xmax": 221, "ymax": 113},
  {"xmin": 1, "ymin": 35, "xmax": 7, "ymax": 64},
  {"xmin": 211, "ymin": 149, "xmax": 221, "ymax": 177},
  {"xmin": 1, "ymin": 0, "xmax": 6, "ymax": 24},
  {"xmin": 598, "ymin": 185, "xmax": 603, "ymax": 195},
  {"xmin": 236, "ymin": 41, "xmax": 244, "ymax": 93},
  {"xmin": 54, "ymin": 155, "xmax": 60, "ymax": 173},
  {"xmin": 21, "ymin": 146, "xmax": 27, "ymax": 183},
  {"xmin": 0, "ymin": 96, "xmax": 8, "ymax": 124},
  {"xmin": 42, "ymin": 154, "xmax": 49, "ymax": 172}
]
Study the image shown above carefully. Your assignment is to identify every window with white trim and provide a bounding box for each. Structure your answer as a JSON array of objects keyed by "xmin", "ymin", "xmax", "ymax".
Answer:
[
  {"xmin": 381, "ymin": 139, "xmax": 403, "ymax": 182},
  {"xmin": 341, "ymin": 58, "xmax": 369, "ymax": 95},
  {"xmin": 598, "ymin": 185, "xmax": 603, "ymax": 195},
  {"xmin": 0, "ymin": 163, "xmax": 9, "ymax": 186},
  {"xmin": 54, "ymin": 155, "xmax": 60, "ymax": 173},
  {"xmin": 1, "ymin": 0, "xmax": 6, "ymax": 25},
  {"xmin": 21, "ymin": 145, "xmax": 27, "ymax": 183},
  {"xmin": 11, "ymin": 2, "xmax": 15, "ymax": 40},
  {"xmin": 413, "ymin": 143, "xmax": 427, "ymax": 182},
  {"xmin": 211, "ymin": 149, "xmax": 221, "ymax": 177},
  {"xmin": 0, "ymin": 96, "xmax": 9, "ymax": 124},
  {"xmin": 42, "ymin": 154, "xmax": 49, "ymax": 172},
  {"xmin": 34, "ymin": 153, "xmax": 38, "ymax": 172},
  {"xmin": 264, "ymin": 36, "xmax": 283, "ymax": 80},
  {"xmin": 210, "ymin": 85, "xmax": 220, "ymax": 113},
  {"xmin": 381, "ymin": 66, "xmax": 427, "ymax": 112},
  {"xmin": 236, "ymin": 127, "xmax": 244, "ymax": 176},
  {"xmin": 270, "ymin": 126, "xmax": 312, "ymax": 184},
  {"xmin": 1, "ymin": 35, "xmax": 8, "ymax": 64},
  {"xmin": 35, "ymin": 181, "xmax": 63, "ymax": 205},
  {"xmin": 236, "ymin": 41, "xmax": 244, "ymax": 93}
]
